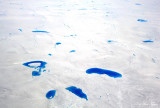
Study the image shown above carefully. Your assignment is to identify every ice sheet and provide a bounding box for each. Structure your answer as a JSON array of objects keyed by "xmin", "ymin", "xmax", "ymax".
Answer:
[{"xmin": 0, "ymin": 0, "xmax": 160, "ymax": 108}]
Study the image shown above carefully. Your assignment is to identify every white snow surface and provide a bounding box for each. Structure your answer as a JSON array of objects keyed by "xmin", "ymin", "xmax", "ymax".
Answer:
[{"xmin": 0, "ymin": 0, "xmax": 160, "ymax": 108}]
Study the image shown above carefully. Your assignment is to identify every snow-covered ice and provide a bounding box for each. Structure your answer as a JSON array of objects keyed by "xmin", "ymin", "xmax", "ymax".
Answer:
[{"xmin": 0, "ymin": 0, "xmax": 160, "ymax": 108}]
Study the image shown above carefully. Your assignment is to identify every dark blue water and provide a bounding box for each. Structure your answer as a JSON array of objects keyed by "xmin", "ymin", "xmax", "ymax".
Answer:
[
  {"xmin": 107, "ymin": 40, "xmax": 113, "ymax": 43},
  {"xmin": 48, "ymin": 54, "xmax": 52, "ymax": 56},
  {"xmin": 137, "ymin": 19, "xmax": 147, "ymax": 22},
  {"xmin": 32, "ymin": 31, "xmax": 49, "ymax": 33},
  {"xmin": 23, "ymin": 61, "xmax": 47, "ymax": 69},
  {"xmin": 66, "ymin": 86, "xmax": 88, "ymax": 100},
  {"xmin": 143, "ymin": 40, "xmax": 154, "ymax": 43},
  {"xmin": 18, "ymin": 29, "xmax": 22, "ymax": 32},
  {"xmin": 23, "ymin": 61, "xmax": 47, "ymax": 76},
  {"xmin": 56, "ymin": 42, "xmax": 61, "ymax": 45},
  {"xmin": 86, "ymin": 68, "xmax": 122, "ymax": 78},
  {"xmin": 46, "ymin": 90, "xmax": 56, "ymax": 99},
  {"xmin": 32, "ymin": 71, "xmax": 41, "ymax": 76},
  {"xmin": 43, "ymin": 69, "xmax": 46, "ymax": 72},
  {"xmin": 70, "ymin": 50, "xmax": 76, "ymax": 53}
]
